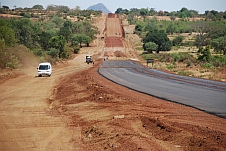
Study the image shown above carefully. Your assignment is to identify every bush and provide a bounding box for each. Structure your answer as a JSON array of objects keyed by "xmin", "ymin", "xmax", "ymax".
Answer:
[
  {"xmin": 33, "ymin": 48, "xmax": 43, "ymax": 57},
  {"xmin": 0, "ymin": 39, "xmax": 19, "ymax": 69},
  {"xmin": 60, "ymin": 49, "xmax": 70, "ymax": 59},
  {"xmin": 47, "ymin": 48, "xmax": 59, "ymax": 58},
  {"xmin": 201, "ymin": 63, "xmax": 214, "ymax": 69},
  {"xmin": 6, "ymin": 55, "xmax": 19, "ymax": 69},
  {"xmin": 198, "ymin": 46, "xmax": 211, "ymax": 62},
  {"xmin": 73, "ymin": 47, "xmax": 80, "ymax": 54},
  {"xmin": 211, "ymin": 55, "xmax": 226, "ymax": 67},
  {"xmin": 178, "ymin": 70, "xmax": 193, "ymax": 76},
  {"xmin": 144, "ymin": 42, "xmax": 158, "ymax": 53},
  {"xmin": 20, "ymin": 12, "xmax": 25, "ymax": 16},
  {"xmin": 166, "ymin": 63, "xmax": 176, "ymax": 69},
  {"xmin": 172, "ymin": 35, "xmax": 185, "ymax": 46},
  {"xmin": 169, "ymin": 52, "xmax": 191, "ymax": 62}
]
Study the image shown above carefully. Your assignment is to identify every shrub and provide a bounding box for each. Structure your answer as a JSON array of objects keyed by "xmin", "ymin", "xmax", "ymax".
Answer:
[
  {"xmin": 20, "ymin": 12, "xmax": 25, "ymax": 16},
  {"xmin": 201, "ymin": 63, "xmax": 214, "ymax": 69},
  {"xmin": 6, "ymin": 55, "xmax": 19, "ymax": 69},
  {"xmin": 211, "ymin": 55, "xmax": 226, "ymax": 67},
  {"xmin": 166, "ymin": 63, "xmax": 175, "ymax": 69},
  {"xmin": 73, "ymin": 47, "xmax": 80, "ymax": 54},
  {"xmin": 47, "ymin": 48, "xmax": 60, "ymax": 58},
  {"xmin": 178, "ymin": 70, "xmax": 193, "ymax": 76},
  {"xmin": 172, "ymin": 35, "xmax": 185, "ymax": 46},
  {"xmin": 33, "ymin": 48, "xmax": 43, "ymax": 57}
]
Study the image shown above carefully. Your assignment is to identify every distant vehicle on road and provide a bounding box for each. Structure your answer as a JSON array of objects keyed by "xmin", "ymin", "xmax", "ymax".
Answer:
[
  {"xmin": 37, "ymin": 62, "xmax": 52, "ymax": 77},
  {"xmin": 86, "ymin": 56, "xmax": 94, "ymax": 64}
]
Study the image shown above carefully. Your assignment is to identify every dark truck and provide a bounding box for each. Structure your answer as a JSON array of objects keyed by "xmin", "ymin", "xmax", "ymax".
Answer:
[{"xmin": 86, "ymin": 56, "xmax": 94, "ymax": 64}]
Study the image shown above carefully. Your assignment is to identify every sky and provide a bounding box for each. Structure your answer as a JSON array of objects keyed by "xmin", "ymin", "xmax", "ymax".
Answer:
[{"xmin": 1, "ymin": 0, "xmax": 226, "ymax": 14}]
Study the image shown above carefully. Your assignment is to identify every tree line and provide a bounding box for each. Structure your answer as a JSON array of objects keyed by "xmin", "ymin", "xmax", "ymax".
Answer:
[
  {"xmin": 125, "ymin": 7, "xmax": 226, "ymax": 69},
  {"xmin": 116, "ymin": 7, "xmax": 226, "ymax": 21},
  {"xmin": 0, "ymin": 6, "xmax": 101, "ymax": 69},
  {"xmin": 134, "ymin": 17, "xmax": 226, "ymax": 55},
  {"xmin": 0, "ymin": 4, "xmax": 102, "ymax": 21},
  {"xmin": 116, "ymin": 7, "xmax": 226, "ymax": 56}
]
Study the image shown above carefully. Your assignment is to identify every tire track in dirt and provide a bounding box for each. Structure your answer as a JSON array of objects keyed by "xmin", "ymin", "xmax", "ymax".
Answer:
[{"xmin": 0, "ymin": 54, "xmax": 95, "ymax": 151}]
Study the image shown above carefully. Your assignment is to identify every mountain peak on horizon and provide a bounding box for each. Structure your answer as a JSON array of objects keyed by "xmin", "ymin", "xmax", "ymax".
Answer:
[{"xmin": 87, "ymin": 3, "xmax": 111, "ymax": 14}]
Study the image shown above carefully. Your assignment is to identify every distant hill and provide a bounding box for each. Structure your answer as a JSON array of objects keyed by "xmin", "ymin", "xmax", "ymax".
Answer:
[{"xmin": 87, "ymin": 3, "xmax": 111, "ymax": 14}]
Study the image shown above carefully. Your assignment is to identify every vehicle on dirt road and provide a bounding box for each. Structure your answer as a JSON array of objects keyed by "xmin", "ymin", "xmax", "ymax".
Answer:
[
  {"xmin": 86, "ymin": 56, "xmax": 94, "ymax": 64},
  {"xmin": 37, "ymin": 62, "xmax": 52, "ymax": 77}
]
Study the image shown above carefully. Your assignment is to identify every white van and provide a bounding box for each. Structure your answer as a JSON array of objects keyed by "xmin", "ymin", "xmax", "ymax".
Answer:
[{"xmin": 37, "ymin": 62, "xmax": 52, "ymax": 77}]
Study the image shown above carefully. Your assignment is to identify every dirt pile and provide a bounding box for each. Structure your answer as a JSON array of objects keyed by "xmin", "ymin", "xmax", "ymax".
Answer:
[{"xmin": 51, "ymin": 60, "xmax": 226, "ymax": 150}]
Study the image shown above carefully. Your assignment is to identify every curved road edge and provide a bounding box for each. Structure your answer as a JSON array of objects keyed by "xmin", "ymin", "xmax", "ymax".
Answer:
[{"xmin": 98, "ymin": 60, "xmax": 226, "ymax": 119}]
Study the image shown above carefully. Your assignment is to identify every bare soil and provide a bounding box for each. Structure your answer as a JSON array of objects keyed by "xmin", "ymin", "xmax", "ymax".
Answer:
[
  {"xmin": 0, "ymin": 14, "xmax": 226, "ymax": 151},
  {"xmin": 51, "ymin": 60, "xmax": 226, "ymax": 151}
]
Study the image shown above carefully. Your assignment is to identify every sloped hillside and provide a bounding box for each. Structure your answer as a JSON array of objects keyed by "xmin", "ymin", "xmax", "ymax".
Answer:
[{"xmin": 87, "ymin": 3, "xmax": 111, "ymax": 14}]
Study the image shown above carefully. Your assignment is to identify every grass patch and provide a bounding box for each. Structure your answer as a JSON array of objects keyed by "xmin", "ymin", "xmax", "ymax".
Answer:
[{"xmin": 178, "ymin": 70, "xmax": 193, "ymax": 76}]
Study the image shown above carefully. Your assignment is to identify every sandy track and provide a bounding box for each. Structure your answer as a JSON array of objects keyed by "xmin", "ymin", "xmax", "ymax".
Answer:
[
  {"xmin": 0, "ymin": 14, "xmax": 107, "ymax": 150},
  {"xmin": 0, "ymin": 54, "xmax": 93, "ymax": 150}
]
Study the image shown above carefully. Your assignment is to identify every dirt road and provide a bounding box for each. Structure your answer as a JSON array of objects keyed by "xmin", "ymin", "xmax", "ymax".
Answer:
[
  {"xmin": 0, "ymin": 53, "xmax": 94, "ymax": 150},
  {"xmin": 0, "ymin": 14, "xmax": 106, "ymax": 151},
  {"xmin": 1, "ymin": 14, "xmax": 226, "ymax": 151}
]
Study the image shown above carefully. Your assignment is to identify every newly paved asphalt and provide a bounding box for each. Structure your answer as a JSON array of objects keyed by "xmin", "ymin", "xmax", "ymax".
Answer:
[{"xmin": 98, "ymin": 60, "xmax": 226, "ymax": 118}]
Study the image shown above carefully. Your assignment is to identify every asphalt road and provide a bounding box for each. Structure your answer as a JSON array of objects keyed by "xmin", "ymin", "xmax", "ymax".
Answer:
[{"xmin": 99, "ymin": 60, "xmax": 226, "ymax": 118}]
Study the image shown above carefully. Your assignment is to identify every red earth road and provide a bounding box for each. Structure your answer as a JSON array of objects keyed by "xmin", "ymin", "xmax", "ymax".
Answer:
[{"xmin": 0, "ymin": 14, "xmax": 226, "ymax": 151}]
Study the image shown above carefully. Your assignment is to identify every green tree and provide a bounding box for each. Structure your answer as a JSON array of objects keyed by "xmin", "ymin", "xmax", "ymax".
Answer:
[
  {"xmin": 144, "ymin": 19, "xmax": 158, "ymax": 32},
  {"xmin": 71, "ymin": 34, "xmax": 86, "ymax": 48},
  {"xmin": 149, "ymin": 8, "xmax": 157, "ymax": 16},
  {"xmin": 178, "ymin": 12, "xmax": 187, "ymax": 19},
  {"xmin": 51, "ymin": 17, "xmax": 64, "ymax": 27},
  {"xmin": 38, "ymin": 31, "xmax": 52, "ymax": 50},
  {"xmin": 24, "ymin": 13, "xmax": 31, "ymax": 18},
  {"xmin": 47, "ymin": 48, "xmax": 60, "ymax": 58},
  {"xmin": 192, "ymin": 21, "xmax": 226, "ymax": 47},
  {"xmin": 115, "ymin": 8, "xmax": 123, "ymax": 14},
  {"xmin": 172, "ymin": 35, "xmax": 185, "ymax": 46},
  {"xmin": 0, "ymin": 23, "xmax": 17, "ymax": 46},
  {"xmin": 71, "ymin": 21, "xmax": 98, "ymax": 42},
  {"xmin": 144, "ymin": 42, "xmax": 158, "ymax": 53},
  {"xmin": 59, "ymin": 20, "xmax": 73, "ymax": 41},
  {"xmin": 143, "ymin": 30, "xmax": 172, "ymax": 53},
  {"xmin": 32, "ymin": 5, "xmax": 44, "ymax": 10},
  {"xmin": 140, "ymin": 8, "xmax": 148, "ymax": 19},
  {"xmin": 166, "ymin": 22, "xmax": 176, "ymax": 35},
  {"xmin": 59, "ymin": 26, "xmax": 72, "ymax": 41},
  {"xmin": 82, "ymin": 22, "xmax": 99, "ymax": 41},
  {"xmin": 12, "ymin": 18, "xmax": 38, "ymax": 49},
  {"xmin": 135, "ymin": 23, "xmax": 143, "ymax": 32},
  {"xmin": 211, "ymin": 37, "xmax": 226, "ymax": 55},
  {"xmin": 115, "ymin": 8, "xmax": 129, "ymax": 15},
  {"xmin": 206, "ymin": 12, "xmax": 214, "ymax": 20},
  {"xmin": 83, "ymin": 36, "xmax": 91, "ymax": 47},
  {"xmin": 178, "ymin": 7, "xmax": 192, "ymax": 18},
  {"xmin": 198, "ymin": 46, "xmax": 211, "ymax": 62},
  {"xmin": 42, "ymin": 22, "xmax": 56, "ymax": 30},
  {"xmin": 192, "ymin": 21, "xmax": 210, "ymax": 47},
  {"xmin": 49, "ymin": 35, "xmax": 67, "ymax": 58}
]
